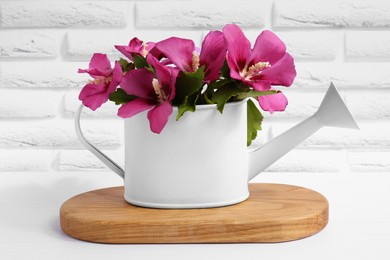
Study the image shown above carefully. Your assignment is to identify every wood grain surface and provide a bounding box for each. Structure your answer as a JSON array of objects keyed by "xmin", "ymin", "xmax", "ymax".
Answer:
[{"xmin": 60, "ymin": 183, "xmax": 328, "ymax": 243}]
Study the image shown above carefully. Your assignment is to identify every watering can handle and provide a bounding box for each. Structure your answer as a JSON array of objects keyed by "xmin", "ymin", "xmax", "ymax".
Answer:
[{"xmin": 75, "ymin": 104, "xmax": 125, "ymax": 179}]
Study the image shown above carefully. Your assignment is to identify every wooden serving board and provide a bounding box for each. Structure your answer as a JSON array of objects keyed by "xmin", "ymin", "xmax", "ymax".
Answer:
[{"xmin": 60, "ymin": 183, "xmax": 328, "ymax": 243}]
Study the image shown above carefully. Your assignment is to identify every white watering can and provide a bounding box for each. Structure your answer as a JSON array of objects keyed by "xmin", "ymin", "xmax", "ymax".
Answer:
[{"xmin": 75, "ymin": 82, "xmax": 359, "ymax": 209}]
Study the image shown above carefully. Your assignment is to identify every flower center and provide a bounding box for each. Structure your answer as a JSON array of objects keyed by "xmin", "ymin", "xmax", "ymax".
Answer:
[
  {"xmin": 192, "ymin": 51, "xmax": 200, "ymax": 72},
  {"xmin": 240, "ymin": 61, "xmax": 271, "ymax": 80},
  {"xmin": 141, "ymin": 43, "xmax": 149, "ymax": 57},
  {"xmin": 90, "ymin": 76, "xmax": 112, "ymax": 85},
  {"xmin": 152, "ymin": 78, "xmax": 167, "ymax": 104}
]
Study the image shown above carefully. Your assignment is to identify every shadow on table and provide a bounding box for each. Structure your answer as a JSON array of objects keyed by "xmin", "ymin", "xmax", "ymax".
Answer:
[{"xmin": 0, "ymin": 175, "xmax": 122, "ymax": 242}]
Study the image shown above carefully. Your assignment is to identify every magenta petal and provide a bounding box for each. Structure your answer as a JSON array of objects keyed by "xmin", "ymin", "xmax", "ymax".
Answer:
[
  {"xmin": 120, "ymin": 69, "xmax": 155, "ymax": 100},
  {"xmin": 199, "ymin": 31, "xmax": 226, "ymax": 82},
  {"xmin": 112, "ymin": 61, "xmax": 123, "ymax": 85},
  {"xmin": 249, "ymin": 30, "xmax": 286, "ymax": 66},
  {"xmin": 79, "ymin": 83, "xmax": 109, "ymax": 111},
  {"xmin": 117, "ymin": 98, "xmax": 154, "ymax": 118},
  {"xmin": 115, "ymin": 38, "xmax": 151, "ymax": 60},
  {"xmin": 89, "ymin": 53, "xmax": 112, "ymax": 72},
  {"xmin": 77, "ymin": 68, "xmax": 110, "ymax": 78},
  {"xmin": 147, "ymin": 101, "xmax": 172, "ymax": 134},
  {"xmin": 145, "ymin": 42, "xmax": 156, "ymax": 52},
  {"xmin": 78, "ymin": 53, "xmax": 112, "ymax": 78},
  {"xmin": 222, "ymin": 24, "xmax": 251, "ymax": 73},
  {"xmin": 146, "ymin": 55, "xmax": 171, "ymax": 88},
  {"xmin": 167, "ymin": 67, "xmax": 179, "ymax": 101},
  {"xmin": 79, "ymin": 82, "xmax": 105, "ymax": 98},
  {"xmin": 155, "ymin": 37, "xmax": 195, "ymax": 72},
  {"xmin": 115, "ymin": 45, "xmax": 133, "ymax": 60},
  {"xmin": 148, "ymin": 45, "xmax": 166, "ymax": 61},
  {"xmin": 261, "ymin": 53, "xmax": 296, "ymax": 87},
  {"xmin": 146, "ymin": 54, "xmax": 176, "ymax": 101},
  {"xmin": 258, "ymin": 92, "xmax": 288, "ymax": 114},
  {"xmin": 249, "ymin": 80, "xmax": 272, "ymax": 91},
  {"xmin": 108, "ymin": 61, "xmax": 123, "ymax": 93},
  {"xmin": 128, "ymin": 37, "xmax": 143, "ymax": 50},
  {"xmin": 226, "ymin": 55, "xmax": 242, "ymax": 80},
  {"xmin": 81, "ymin": 93, "xmax": 109, "ymax": 111}
]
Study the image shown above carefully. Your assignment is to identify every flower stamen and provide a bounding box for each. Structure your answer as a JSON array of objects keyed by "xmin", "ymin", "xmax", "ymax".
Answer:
[
  {"xmin": 89, "ymin": 76, "xmax": 112, "ymax": 85},
  {"xmin": 141, "ymin": 42, "xmax": 149, "ymax": 57},
  {"xmin": 152, "ymin": 78, "xmax": 167, "ymax": 103},
  {"xmin": 240, "ymin": 61, "xmax": 271, "ymax": 80},
  {"xmin": 192, "ymin": 51, "xmax": 200, "ymax": 71},
  {"xmin": 248, "ymin": 61, "xmax": 271, "ymax": 75}
]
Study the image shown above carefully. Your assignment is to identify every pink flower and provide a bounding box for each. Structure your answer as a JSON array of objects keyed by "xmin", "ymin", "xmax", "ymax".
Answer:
[
  {"xmin": 154, "ymin": 31, "xmax": 226, "ymax": 82},
  {"xmin": 117, "ymin": 55, "xmax": 179, "ymax": 134},
  {"xmin": 222, "ymin": 24, "xmax": 296, "ymax": 113},
  {"xmin": 258, "ymin": 92, "xmax": 288, "ymax": 114},
  {"xmin": 78, "ymin": 53, "xmax": 122, "ymax": 110},
  {"xmin": 115, "ymin": 37, "xmax": 156, "ymax": 61}
]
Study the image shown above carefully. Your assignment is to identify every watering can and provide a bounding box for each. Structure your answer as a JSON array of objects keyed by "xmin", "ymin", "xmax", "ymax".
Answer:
[{"xmin": 75, "ymin": 82, "xmax": 359, "ymax": 209}]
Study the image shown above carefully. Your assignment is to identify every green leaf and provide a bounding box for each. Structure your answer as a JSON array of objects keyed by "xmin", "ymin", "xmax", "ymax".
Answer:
[
  {"xmin": 207, "ymin": 78, "xmax": 231, "ymax": 90},
  {"xmin": 118, "ymin": 58, "xmax": 135, "ymax": 72},
  {"xmin": 247, "ymin": 99, "xmax": 263, "ymax": 146},
  {"xmin": 118, "ymin": 58, "xmax": 128, "ymax": 70},
  {"xmin": 211, "ymin": 82, "xmax": 241, "ymax": 113},
  {"xmin": 220, "ymin": 60, "xmax": 230, "ymax": 78},
  {"xmin": 109, "ymin": 88, "xmax": 137, "ymax": 105},
  {"xmin": 237, "ymin": 90, "xmax": 278, "ymax": 100},
  {"xmin": 173, "ymin": 67, "xmax": 205, "ymax": 106},
  {"xmin": 133, "ymin": 55, "xmax": 148, "ymax": 69},
  {"xmin": 176, "ymin": 93, "xmax": 199, "ymax": 121},
  {"xmin": 202, "ymin": 90, "xmax": 214, "ymax": 104}
]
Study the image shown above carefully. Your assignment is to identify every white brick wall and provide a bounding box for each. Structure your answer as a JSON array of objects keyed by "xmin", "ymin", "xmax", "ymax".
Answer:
[
  {"xmin": 0, "ymin": 0, "xmax": 389, "ymax": 173},
  {"xmin": 0, "ymin": 89, "xmax": 60, "ymax": 118},
  {"xmin": 136, "ymin": 1, "xmax": 267, "ymax": 28},
  {"xmin": 0, "ymin": 1, "xmax": 128, "ymax": 28},
  {"xmin": 346, "ymin": 32, "xmax": 390, "ymax": 60},
  {"xmin": 274, "ymin": 0, "xmax": 390, "ymax": 28},
  {"xmin": 0, "ymin": 30, "xmax": 59, "ymax": 58}
]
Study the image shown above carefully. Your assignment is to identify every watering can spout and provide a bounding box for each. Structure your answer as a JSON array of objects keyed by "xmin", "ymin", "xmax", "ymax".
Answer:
[{"xmin": 248, "ymin": 82, "xmax": 359, "ymax": 181}]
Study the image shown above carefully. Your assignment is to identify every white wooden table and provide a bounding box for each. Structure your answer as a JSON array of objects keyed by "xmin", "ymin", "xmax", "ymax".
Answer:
[{"xmin": 1, "ymin": 171, "xmax": 389, "ymax": 260}]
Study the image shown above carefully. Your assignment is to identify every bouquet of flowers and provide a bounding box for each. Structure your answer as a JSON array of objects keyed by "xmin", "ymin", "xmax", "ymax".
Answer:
[{"xmin": 78, "ymin": 24, "xmax": 296, "ymax": 146}]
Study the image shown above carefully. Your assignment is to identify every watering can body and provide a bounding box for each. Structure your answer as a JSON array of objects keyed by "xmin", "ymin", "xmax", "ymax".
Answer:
[
  {"xmin": 76, "ymin": 83, "xmax": 359, "ymax": 208},
  {"xmin": 124, "ymin": 100, "xmax": 249, "ymax": 208}
]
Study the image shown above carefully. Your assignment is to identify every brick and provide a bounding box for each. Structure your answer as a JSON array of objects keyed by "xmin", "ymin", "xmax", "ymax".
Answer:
[
  {"xmin": 270, "ymin": 122, "xmax": 389, "ymax": 149},
  {"xmin": 264, "ymin": 89, "xmax": 390, "ymax": 120},
  {"xmin": 65, "ymin": 30, "xmax": 125, "ymax": 61},
  {"xmin": 245, "ymin": 31, "xmax": 338, "ymax": 60},
  {"xmin": 0, "ymin": 62, "xmax": 86, "ymax": 88},
  {"xmin": 348, "ymin": 151, "xmax": 390, "ymax": 172},
  {"xmin": 344, "ymin": 90, "xmax": 390, "ymax": 119},
  {"xmin": 0, "ymin": 150, "xmax": 51, "ymax": 171},
  {"xmin": 281, "ymin": 32, "xmax": 338, "ymax": 60},
  {"xmin": 0, "ymin": 31, "xmax": 58, "ymax": 58},
  {"xmin": 0, "ymin": 1, "xmax": 127, "ymax": 28},
  {"xmin": 136, "ymin": 1, "xmax": 266, "ymax": 28},
  {"xmin": 58, "ymin": 150, "xmax": 123, "ymax": 171},
  {"xmin": 265, "ymin": 149, "xmax": 343, "ymax": 172},
  {"xmin": 346, "ymin": 32, "xmax": 390, "ymax": 60},
  {"xmin": 274, "ymin": 0, "xmax": 390, "ymax": 28},
  {"xmin": 0, "ymin": 89, "xmax": 61, "ymax": 118},
  {"xmin": 64, "ymin": 90, "xmax": 118, "ymax": 117},
  {"xmin": 66, "ymin": 30, "xmax": 203, "ymax": 61},
  {"xmin": 262, "ymin": 90, "xmax": 324, "ymax": 120},
  {"xmin": 0, "ymin": 120, "xmax": 122, "ymax": 148},
  {"xmin": 136, "ymin": 31, "xmax": 203, "ymax": 46},
  {"xmin": 294, "ymin": 62, "xmax": 390, "ymax": 89}
]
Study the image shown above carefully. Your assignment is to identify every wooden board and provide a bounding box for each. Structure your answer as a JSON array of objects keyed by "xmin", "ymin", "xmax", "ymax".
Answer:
[{"xmin": 60, "ymin": 183, "xmax": 328, "ymax": 243}]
